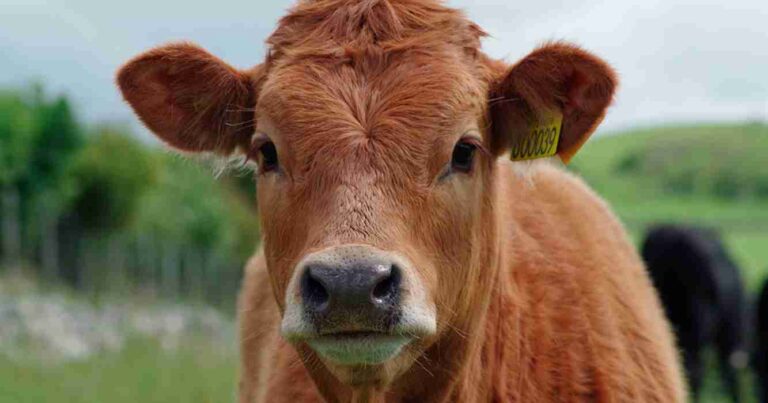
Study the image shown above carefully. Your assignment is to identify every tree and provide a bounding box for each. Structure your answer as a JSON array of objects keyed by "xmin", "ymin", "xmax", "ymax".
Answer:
[
  {"xmin": 0, "ymin": 90, "xmax": 35, "ymax": 268},
  {"xmin": 20, "ymin": 89, "xmax": 84, "ymax": 276},
  {"xmin": 68, "ymin": 129, "xmax": 157, "ymax": 232}
]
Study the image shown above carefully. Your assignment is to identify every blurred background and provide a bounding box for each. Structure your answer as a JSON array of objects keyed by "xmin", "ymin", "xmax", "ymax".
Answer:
[{"xmin": 0, "ymin": 0, "xmax": 766, "ymax": 402}]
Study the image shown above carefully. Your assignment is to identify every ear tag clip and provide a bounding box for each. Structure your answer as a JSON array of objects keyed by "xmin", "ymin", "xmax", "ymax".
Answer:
[{"xmin": 509, "ymin": 111, "xmax": 563, "ymax": 161}]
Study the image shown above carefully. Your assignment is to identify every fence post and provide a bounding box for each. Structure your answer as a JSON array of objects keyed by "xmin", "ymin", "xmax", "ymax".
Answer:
[
  {"xmin": 39, "ymin": 206, "xmax": 59, "ymax": 281},
  {"xmin": 1, "ymin": 185, "xmax": 22, "ymax": 272},
  {"xmin": 161, "ymin": 239, "xmax": 180, "ymax": 297}
]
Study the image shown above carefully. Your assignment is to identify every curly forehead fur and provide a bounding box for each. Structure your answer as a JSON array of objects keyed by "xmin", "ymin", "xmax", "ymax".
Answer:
[
  {"xmin": 266, "ymin": 0, "xmax": 486, "ymax": 63},
  {"xmin": 255, "ymin": 0, "xmax": 500, "ymax": 183}
]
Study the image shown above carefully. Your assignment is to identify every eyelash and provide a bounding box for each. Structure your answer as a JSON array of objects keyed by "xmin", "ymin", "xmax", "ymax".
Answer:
[
  {"xmin": 450, "ymin": 137, "xmax": 486, "ymax": 175},
  {"xmin": 259, "ymin": 141, "xmax": 279, "ymax": 172},
  {"xmin": 451, "ymin": 140, "xmax": 477, "ymax": 173}
]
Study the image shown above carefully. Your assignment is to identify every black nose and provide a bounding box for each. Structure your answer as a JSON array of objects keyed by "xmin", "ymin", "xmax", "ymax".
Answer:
[{"xmin": 301, "ymin": 262, "xmax": 401, "ymax": 324}]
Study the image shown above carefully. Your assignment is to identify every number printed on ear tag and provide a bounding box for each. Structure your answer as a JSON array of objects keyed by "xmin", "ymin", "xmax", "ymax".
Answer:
[{"xmin": 509, "ymin": 112, "xmax": 563, "ymax": 161}]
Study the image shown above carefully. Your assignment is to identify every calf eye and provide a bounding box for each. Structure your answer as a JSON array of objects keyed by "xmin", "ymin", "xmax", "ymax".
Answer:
[
  {"xmin": 259, "ymin": 141, "xmax": 279, "ymax": 172},
  {"xmin": 451, "ymin": 140, "xmax": 477, "ymax": 173}
]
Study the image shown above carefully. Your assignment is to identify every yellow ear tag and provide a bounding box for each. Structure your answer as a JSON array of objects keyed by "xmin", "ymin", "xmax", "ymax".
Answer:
[{"xmin": 509, "ymin": 112, "xmax": 563, "ymax": 161}]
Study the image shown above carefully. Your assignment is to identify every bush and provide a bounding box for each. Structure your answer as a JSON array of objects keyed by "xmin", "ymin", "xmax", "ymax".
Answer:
[{"xmin": 68, "ymin": 129, "xmax": 157, "ymax": 232}]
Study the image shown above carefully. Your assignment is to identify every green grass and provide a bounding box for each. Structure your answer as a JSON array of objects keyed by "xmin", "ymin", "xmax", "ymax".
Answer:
[
  {"xmin": 0, "ymin": 339, "xmax": 237, "ymax": 403},
  {"xmin": 724, "ymin": 231, "xmax": 768, "ymax": 293},
  {"xmin": 572, "ymin": 122, "xmax": 768, "ymax": 208},
  {"xmin": 697, "ymin": 349, "xmax": 758, "ymax": 403},
  {"xmin": 0, "ymin": 339, "xmax": 754, "ymax": 403}
]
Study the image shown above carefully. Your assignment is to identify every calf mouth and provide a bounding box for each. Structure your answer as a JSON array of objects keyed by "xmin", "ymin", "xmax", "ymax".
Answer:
[
  {"xmin": 283, "ymin": 311, "xmax": 436, "ymax": 385},
  {"xmin": 305, "ymin": 331, "xmax": 411, "ymax": 366}
]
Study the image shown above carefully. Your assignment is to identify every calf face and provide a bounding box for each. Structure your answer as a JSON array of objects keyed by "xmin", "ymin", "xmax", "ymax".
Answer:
[{"xmin": 117, "ymin": 0, "xmax": 615, "ymax": 388}]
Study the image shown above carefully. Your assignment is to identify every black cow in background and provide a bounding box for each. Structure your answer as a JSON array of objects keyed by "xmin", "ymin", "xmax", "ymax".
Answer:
[
  {"xmin": 754, "ymin": 278, "xmax": 768, "ymax": 403},
  {"xmin": 642, "ymin": 224, "xmax": 748, "ymax": 403}
]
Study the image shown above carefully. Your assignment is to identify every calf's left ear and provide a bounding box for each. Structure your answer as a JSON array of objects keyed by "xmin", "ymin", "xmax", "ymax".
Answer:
[
  {"xmin": 489, "ymin": 42, "xmax": 617, "ymax": 163},
  {"xmin": 117, "ymin": 42, "xmax": 262, "ymax": 154}
]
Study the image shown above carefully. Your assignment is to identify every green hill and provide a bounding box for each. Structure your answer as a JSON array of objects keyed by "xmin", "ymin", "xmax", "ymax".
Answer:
[{"xmin": 570, "ymin": 122, "xmax": 768, "ymax": 290}]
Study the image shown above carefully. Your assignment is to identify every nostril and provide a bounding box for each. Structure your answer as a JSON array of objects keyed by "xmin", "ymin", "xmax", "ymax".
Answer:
[
  {"xmin": 302, "ymin": 268, "xmax": 330, "ymax": 313},
  {"xmin": 371, "ymin": 264, "xmax": 401, "ymax": 304}
]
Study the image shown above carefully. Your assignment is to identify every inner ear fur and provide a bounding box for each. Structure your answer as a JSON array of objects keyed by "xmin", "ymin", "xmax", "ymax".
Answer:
[
  {"xmin": 117, "ymin": 42, "xmax": 263, "ymax": 154},
  {"xmin": 489, "ymin": 42, "xmax": 617, "ymax": 163}
]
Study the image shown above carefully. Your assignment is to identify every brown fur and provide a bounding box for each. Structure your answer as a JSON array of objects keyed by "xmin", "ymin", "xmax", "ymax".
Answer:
[
  {"xmin": 239, "ymin": 165, "xmax": 685, "ymax": 402},
  {"xmin": 116, "ymin": 1, "xmax": 685, "ymax": 402}
]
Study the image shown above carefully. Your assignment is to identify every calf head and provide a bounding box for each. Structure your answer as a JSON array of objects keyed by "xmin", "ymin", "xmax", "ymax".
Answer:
[{"xmin": 117, "ymin": 0, "xmax": 616, "ymax": 392}]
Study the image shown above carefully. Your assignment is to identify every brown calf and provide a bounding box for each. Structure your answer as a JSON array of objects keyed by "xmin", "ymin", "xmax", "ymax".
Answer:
[{"xmin": 117, "ymin": 0, "xmax": 685, "ymax": 401}]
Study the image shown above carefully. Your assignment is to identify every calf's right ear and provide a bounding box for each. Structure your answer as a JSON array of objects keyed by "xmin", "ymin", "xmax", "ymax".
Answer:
[{"xmin": 116, "ymin": 42, "xmax": 262, "ymax": 154}]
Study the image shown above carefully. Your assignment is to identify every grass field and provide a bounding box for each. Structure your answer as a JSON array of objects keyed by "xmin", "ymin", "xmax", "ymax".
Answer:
[
  {"xmin": 572, "ymin": 122, "xmax": 768, "ymax": 292},
  {"xmin": 0, "ymin": 339, "xmax": 236, "ymax": 403},
  {"xmin": 0, "ymin": 342, "xmax": 755, "ymax": 403}
]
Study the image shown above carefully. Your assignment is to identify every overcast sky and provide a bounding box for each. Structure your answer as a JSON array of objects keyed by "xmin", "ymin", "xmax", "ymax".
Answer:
[{"xmin": 1, "ymin": 0, "xmax": 766, "ymax": 140}]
